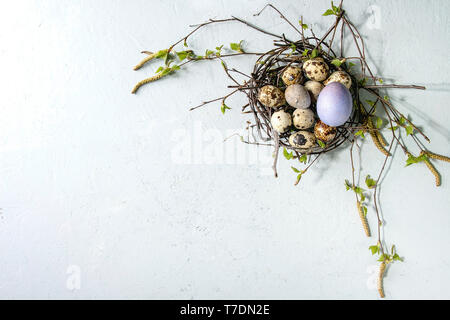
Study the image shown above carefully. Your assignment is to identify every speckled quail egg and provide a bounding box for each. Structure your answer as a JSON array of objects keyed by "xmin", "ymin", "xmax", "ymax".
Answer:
[
  {"xmin": 293, "ymin": 108, "xmax": 315, "ymax": 129},
  {"xmin": 258, "ymin": 85, "xmax": 285, "ymax": 108},
  {"xmin": 271, "ymin": 110, "xmax": 292, "ymax": 133},
  {"xmin": 289, "ymin": 131, "xmax": 316, "ymax": 149},
  {"xmin": 323, "ymin": 71, "xmax": 352, "ymax": 89},
  {"xmin": 285, "ymin": 84, "xmax": 311, "ymax": 109},
  {"xmin": 303, "ymin": 57, "xmax": 329, "ymax": 82},
  {"xmin": 281, "ymin": 66, "xmax": 303, "ymax": 86},
  {"xmin": 304, "ymin": 80, "xmax": 324, "ymax": 101},
  {"xmin": 314, "ymin": 120, "xmax": 337, "ymax": 142}
]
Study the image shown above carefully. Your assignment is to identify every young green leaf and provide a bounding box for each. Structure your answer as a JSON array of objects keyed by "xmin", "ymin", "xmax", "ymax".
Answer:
[
  {"xmin": 323, "ymin": 9, "xmax": 335, "ymax": 16},
  {"xmin": 317, "ymin": 140, "xmax": 326, "ymax": 148},
  {"xmin": 310, "ymin": 48, "xmax": 318, "ymax": 59},
  {"xmin": 230, "ymin": 40, "xmax": 244, "ymax": 53},
  {"xmin": 365, "ymin": 175, "xmax": 377, "ymax": 189},
  {"xmin": 369, "ymin": 245, "xmax": 380, "ymax": 255},
  {"xmin": 220, "ymin": 103, "xmax": 231, "ymax": 114},
  {"xmin": 291, "ymin": 166, "xmax": 300, "ymax": 173},
  {"xmin": 405, "ymin": 125, "xmax": 414, "ymax": 136},
  {"xmin": 405, "ymin": 153, "xmax": 428, "ymax": 167},
  {"xmin": 344, "ymin": 179, "xmax": 352, "ymax": 191},
  {"xmin": 299, "ymin": 154, "xmax": 308, "ymax": 164},
  {"xmin": 283, "ymin": 148, "xmax": 294, "ymax": 160},
  {"xmin": 355, "ymin": 130, "xmax": 365, "ymax": 139},
  {"xmin": 331, "ymin": 59, "xmax": 343, "ymax": 67},
  {"xmin": 376, "ymin": 117, "xmax": 383, "ymax": 129}
]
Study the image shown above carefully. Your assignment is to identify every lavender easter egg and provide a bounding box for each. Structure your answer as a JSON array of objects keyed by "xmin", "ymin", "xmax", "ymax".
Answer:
[{"xmin": 316, "ymin": 82, "xmax": 352, "ymax": 127}]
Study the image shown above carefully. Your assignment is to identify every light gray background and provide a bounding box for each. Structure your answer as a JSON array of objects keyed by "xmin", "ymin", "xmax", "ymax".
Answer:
[{"xmin": 0, "ymin": 0, "xmax": 449, "ymax": 299}]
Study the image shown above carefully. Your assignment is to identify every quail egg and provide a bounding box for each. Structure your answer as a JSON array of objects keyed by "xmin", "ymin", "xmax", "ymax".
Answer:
[
  {"xmin": 323, "ymin": 71, "xmax": 352, "ymax": 89},
  {"xmin": 271, "ymin": 110, "xmax": 292, "ymax": 133},
  {"xmin": 281, "ymin": 66, "xmax": 303, "ymax": 86},
  {"xmin": 285, "ymin": 84, "xmax": 311, "ymax": 109},
  {"xmin": 293, "ymin": 108, "xmax": 315, "ymax": 129},
  {"xmin": 303, "ymin": 57, "xmax": 329, "ymax": 82},
  {"xmin": 314, "ymin": 120, "xmax": 337, "ymax": 142},
  {"xmin": 258, "ymin": 85, "xmax": 285, "ymax": 108},
  {"xmin": 304, "ymin": 80, "xmax": 324, "ymax": 101},
  {"xmin": 289, "ymin": 131, "xmax": 316, "ymax": 149}
]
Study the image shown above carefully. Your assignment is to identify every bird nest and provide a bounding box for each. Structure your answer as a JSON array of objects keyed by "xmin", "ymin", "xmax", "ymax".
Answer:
[{"xmin": 246, "ymin": 41, "xmax": 361, "ymax": 156}]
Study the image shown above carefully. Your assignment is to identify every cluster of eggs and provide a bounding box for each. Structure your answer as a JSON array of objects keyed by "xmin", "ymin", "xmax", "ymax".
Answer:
[{"xmin": 257, "ymin": 57, "xmax": 353, "ymax": 149}]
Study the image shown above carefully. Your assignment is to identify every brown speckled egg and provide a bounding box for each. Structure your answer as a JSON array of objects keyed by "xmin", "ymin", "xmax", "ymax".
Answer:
[
  {"xmin": 323, "ymin": 71, "xmax": 352, "ymax": 89},
  {"xmin": 258, "ymin": 85, "xmax": 285, "ymax": 108},
  {"xmin": 293, "ymin": 108, "xmax": 315, "ymax": 129},
  {"xmin": 304, "ymin": 80, "xmax": 324, "ymax": 101},
  {"xmin": 314, "ymin": 120, "xmax": 337, "ymax": 142},
  {"xmin": 271, "ymin": 110, "xmax": 292, "ymax": 133},
  {"xmin": 282, "ymin": 66, "xmax": 303, "ymax": 86},
  {"xmin": 303, "ymin": 57, "xmax": 329, "ymax": 82},
  {"xmin": 289, "ymin": 131, "xmax": 316, "ymax": 149}
]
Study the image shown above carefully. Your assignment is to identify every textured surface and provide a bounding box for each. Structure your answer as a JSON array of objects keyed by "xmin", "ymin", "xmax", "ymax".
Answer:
[{"xmin": 0, "ymin": 0, "xmax": 449, "ymax": 299}]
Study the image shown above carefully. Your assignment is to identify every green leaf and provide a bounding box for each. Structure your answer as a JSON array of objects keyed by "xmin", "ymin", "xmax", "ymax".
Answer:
[
  {"xmin": 376, "ymin": 117, "xmax": 383, "ymax": 129},
  {"xmin": 399, "ymin": 117, "xmax": 406, "ymax": 125},
  {"xmin": 283, "ymin": 148, "xmax": 294, "ymax": 160},
  {"xmin": 176, "ymin": 51, "xmax": 191, "ymax": 61},
  {"xmin": 384, "ymin": 95, "xmax": 389, "ymax": 101},
  {"xmin": 220, "ymin": 103, "xmax": 231, "ymax": 114},
  {"xmin": 183, "ymin": 39, "xmax": 188, "ymax": 47},
  {"xmin": 362, "ymin": 205, "xmax": 368, "ymax": 216},
  {"xmin": 296, "ymin": 173, "xmax": 303, "ymax": 184},
  {"xmin": 405, "ymin": 153, "xmax": 428, "ymax": 167},
  {"xmin": 299, "ymin": 154, "xmax": 308, "ymax": 164},
  {"xmin": 391, "ymin": 126, "xmax": 399, "ymax": 131},
  {"xmin": 365, "ymin": 99, "xmax": 376, "ymax": 107},
  {"xmin": 291, "ymin": 166, "xmax": 300, "ymax": 173},
  {"xmin": 392, "ymin": 253, "xmax": 403, "ymax": 262},
  {"xmin": 302, "ymin": 49, "xmax": 309, "ymax": 57},
  {"xmin": 205, "ymin": 49, "xmax": 215, "ymax": 57},
  {"xmin": 230, "ymin": 40, "xmax": 244, "ymax": 53},
  {"xmin": 155, "ymin": 49, "xmax": 169, "ymax": 59},
  {"xmin": 317, "ymin": 140, "xmax": 326, "ymax": 148},
  {"xmin": 155, "ymin": 66, "xmax": 164, "ymax": 73},
  {"xmin": 331, "ymin": 59, "xmax": 343, "ymax": 67},
  {"xmin": 347, "ymin": 62, "xmax": 356, "ymax": 68},
  {"xmin": 344, "ymin": 179, "xmax": 352, "ymax": 191},
  {"xmin": 323, "ymin": 9, "xmax": 335, "ymax": 16},
  {"xmin": 405, "ymin": 125, "xmax": 414, "ymax": 136},
  {"xmin": 365, "ymin": 175, "xmax": 377, "ymax": 189},
  {"xmin": 310, "ymin": 48, "xmax": 318, "ymax": 58},
  {"xmin": 378, "ymin": 78, "xmax": 383, "ymax": 84},
  {"xmin": 369, "ymin": 245, "xmax": 380, "ymax": 255},
  {"xmin": 299, "ymin": 20, "xmax": 308, "ymax": 30},
  {"xmin": 355, "ymin": 130, "xmax": 365, "ymax": 139}
]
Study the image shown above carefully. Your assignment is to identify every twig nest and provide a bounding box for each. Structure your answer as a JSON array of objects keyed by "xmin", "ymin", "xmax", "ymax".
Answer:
[
  {"xmin": 258, "ymin": 85, "xmax": 285, "ymax": 108},
  {"xmin": 282, "ymin": 66, "xmax": 303, "ymax": 86},
  {"xmin": 293, "ymin": 108, "xmax": 315, "ymax": 129},
  {"xmin": 303, "ymin": 57, "xmax": 329, "ymax": 82},
  {"xmin": 289, "ymin": 131, "xmax": 316, "ymax": 149},
  {"xmin": 271, "ymin": 110, "xmax": 292, "ymax": 133},
  {"xmin": 317, "ymin": 82, "xmax": 353, "ymax": 127},
  {"xmin": 285, "ymin": 84, "xmax": 311, "ymax": 109},
  {"xmin": 304, "ymin": 80, "xmax": 324, "ymax": 101},
  {"xmin": 323, "ymin": 71, "xmax": 352, "ymax": 89},
  {"xmin": 314, "ymin": 120, "xmax": 337, "ymax": 142}
]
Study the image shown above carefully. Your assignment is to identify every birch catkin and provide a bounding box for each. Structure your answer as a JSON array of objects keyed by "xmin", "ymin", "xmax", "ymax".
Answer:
[
  {"xmin": 357, "ymin": 201, "xmax": 371, "ymax": 237},
  {"xmin": 378, "ymin": 262, "xmax": 386, "ymax": 298},
  {"xmin": 367, "ymin": 117, "xmax": 390, "ymax": 157},
  {"xmin": 420, "ymin": 151, "xmax": 441, "ymax": 187},
  {"xmin": 131, "ymin": 73, "xmax": 164, "ymax": 94},
  {"xmin": 425, "ymin": 151, "xmax": 450, "ymax": 163},
  {"xmin": 133, "ymin": 52, "xmax": 157, "ymax": 70}
]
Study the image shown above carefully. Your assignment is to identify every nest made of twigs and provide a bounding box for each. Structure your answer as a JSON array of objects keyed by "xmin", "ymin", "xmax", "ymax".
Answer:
[{"xmin": 247, "ymin": 38, "xmax": 362, "ymax": 156}]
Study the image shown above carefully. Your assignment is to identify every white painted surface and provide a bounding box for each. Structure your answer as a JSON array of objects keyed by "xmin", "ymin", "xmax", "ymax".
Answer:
[{"xmin": 0, "ymin": 0, "xmax": 449, "ymax": 299}]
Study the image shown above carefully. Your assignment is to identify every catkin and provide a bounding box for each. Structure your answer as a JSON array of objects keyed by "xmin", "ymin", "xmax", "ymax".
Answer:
[
  {"xmin": 378, "ymin": 262, "xmax": 386, "ymax": 298},
  {"xmin": 420, "ymin": 151, "xmax": 441, "ymax": 187},
  {"xmin": 133, "ymin": 52, "xmax": 157, "ymax": 70},
  {"xmin": 357, "ymin": 201, "xmax": 371, "ymax": 237},
  {"xmin": 367, "ymin": 117, "xmax": 390, "ymax": 157},
  {"xmin": 131, "ymin": 73, "xmax": 164, "ymax": 94},
  {"xmin": 425, "ymin": 151, "xmax": 450, "ymax": 163},
  {"xmin": 376, "ymin": 130, "xmax": 388, "ymax": 147}
]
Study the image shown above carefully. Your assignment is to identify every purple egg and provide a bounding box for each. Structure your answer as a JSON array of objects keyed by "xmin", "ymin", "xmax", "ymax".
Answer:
[{"xmin": 317, "ymin": 82, "xmax": 353, "ymax": 127}]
